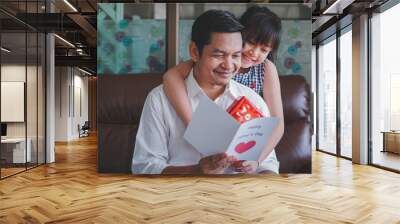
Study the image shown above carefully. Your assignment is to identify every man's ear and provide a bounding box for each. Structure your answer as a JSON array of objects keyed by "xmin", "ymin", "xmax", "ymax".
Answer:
[{"xmin": 189, "ymin": 42, "xmax": 199, "ymax": 62}]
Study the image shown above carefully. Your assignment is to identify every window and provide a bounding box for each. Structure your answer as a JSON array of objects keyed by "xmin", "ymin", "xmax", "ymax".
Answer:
[
  {"xmin": 317, "ymin": 36, "xmax": 337, "ymax": 154},
  {"xmin": 0, "ymin": 1, "xmax": 46, "ymax": 179},
  {"xmin": 370, "ymin": 3, "xmax": 400, "ymax": 171},
  {"xmin": 339, "ymin": 27, "xmax": 352, "ymax": 158}
]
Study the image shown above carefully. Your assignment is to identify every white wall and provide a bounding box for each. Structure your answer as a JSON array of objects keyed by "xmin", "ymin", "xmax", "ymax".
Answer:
[
  {"xmin": 70, "ymin": 72, "xmax": 89, "ymax": 139},
  {"xmin": 1, "ymin": 65, "xmax": 40, "ymax": 137},
  {"xmin": 1, "ymin": 65, "xmax": 26, "ymax": 140},
  {"xmin": 1, "ymin": 66, "xmax": 26, "ymax": 133},
  {"xmin": 55, "ymin": 67, "xmax": 89, "ymax": 141},
  {"xmin": 1, "ymin": 63, "xmax": 46, "ymax": 164},
  {"xmin": 55, "ymin": 67, "xmax": 69, "ymax": 141}
]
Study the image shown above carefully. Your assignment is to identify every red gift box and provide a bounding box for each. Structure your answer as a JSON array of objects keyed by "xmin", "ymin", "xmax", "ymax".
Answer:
[{"xmin": 226, "ymin": 96, "xmax": 263, "ymax": 123}]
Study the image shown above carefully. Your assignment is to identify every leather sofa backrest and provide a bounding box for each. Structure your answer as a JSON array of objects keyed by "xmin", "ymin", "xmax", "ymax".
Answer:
[
  {"xmin": 98, "ymin": 74, "xmax": 163, "ymax": 172},
  {"xmin": 276, "ymin": 75, "xmax": 311, "ymax": 173},
  {"xmin": 97, "ymin": 74, "xmax": 311, "ymax": 173}
]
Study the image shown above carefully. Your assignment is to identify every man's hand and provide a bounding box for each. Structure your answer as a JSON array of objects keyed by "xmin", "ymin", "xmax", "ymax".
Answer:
[
  {"xmin": 232, "ymin": 160, "xmax": 259, "ymax": 174},
  {"xmin": 198, "ymin": 153, "xmax": 235, "ymax": 174}
]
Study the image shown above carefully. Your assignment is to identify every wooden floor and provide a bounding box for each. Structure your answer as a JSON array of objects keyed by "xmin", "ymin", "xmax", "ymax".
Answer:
[
  {"xmin": 1, "ymin": 163, "xmax": 45, "ymax": 178},
  {"xmin": 1, "ymin": 167, "xmax": 26, "ymax": 178},
  {"xmin": 1, "ymin": 135, "xmax": 400, "ymax": 223}
]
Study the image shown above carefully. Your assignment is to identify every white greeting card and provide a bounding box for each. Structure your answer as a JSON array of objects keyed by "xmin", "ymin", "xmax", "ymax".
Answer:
[{"xmin": 184, "ymin": 95, "xmax": 279, "ymax": 160}]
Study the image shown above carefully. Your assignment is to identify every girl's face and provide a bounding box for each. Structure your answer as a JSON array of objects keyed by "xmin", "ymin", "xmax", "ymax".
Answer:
[{"xmin": 241, "ymin": 40, "xmax": 272, "ymax": 68}]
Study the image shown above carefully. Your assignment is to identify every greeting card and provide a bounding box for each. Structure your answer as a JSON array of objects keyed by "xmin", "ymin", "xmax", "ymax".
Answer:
[{"xmin": 184, "ymin": 95, "xmax": 279, "ymax": 161}]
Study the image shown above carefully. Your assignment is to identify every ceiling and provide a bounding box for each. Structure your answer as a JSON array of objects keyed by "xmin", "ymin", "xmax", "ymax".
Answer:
[
  {"xmin": 0, "ymin": 1, "xmax": 96, "ymax": 72},
  {"xmin": 311, "ymin": 0, "xmax": 390, "ymax": 44}
]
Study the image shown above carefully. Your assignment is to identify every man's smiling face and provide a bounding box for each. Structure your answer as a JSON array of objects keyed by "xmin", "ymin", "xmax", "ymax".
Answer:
[{"xmin": 195, "ymin": 32, "xmax": 243, "ymax": 87}]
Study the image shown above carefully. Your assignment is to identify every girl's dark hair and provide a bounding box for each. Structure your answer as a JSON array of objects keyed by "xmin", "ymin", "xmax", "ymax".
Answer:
[{"xmin": 240, "ymin": 5, "xmax": 282, "ymax": 62}]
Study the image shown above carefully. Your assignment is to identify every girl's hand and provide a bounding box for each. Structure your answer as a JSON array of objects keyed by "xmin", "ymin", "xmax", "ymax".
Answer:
[{"xmin": 233, "ymin": 160, "xmax": 259, "ymax": 174}]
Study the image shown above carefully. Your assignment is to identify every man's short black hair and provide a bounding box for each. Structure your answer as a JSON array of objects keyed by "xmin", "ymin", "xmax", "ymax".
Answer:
[{"xmin": 191, "ymin": 10, "xmax": 244, "ymax": 55}]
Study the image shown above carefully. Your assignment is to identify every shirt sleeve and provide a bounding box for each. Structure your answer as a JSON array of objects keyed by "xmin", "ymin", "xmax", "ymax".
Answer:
[
  {"xmin": 259, "ymin": 100, "xmax": 270, "ymax": 117},
  {"xmin": 251, "ymin": 91, "xmax": 270, "ymax": 117},
  {"xmin": 131, "ymin": 90, "xmax": 169, "ymax": 174}
]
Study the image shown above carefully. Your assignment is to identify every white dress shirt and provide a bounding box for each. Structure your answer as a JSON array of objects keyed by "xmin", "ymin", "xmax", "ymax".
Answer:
[{"xmin": 131, "ymin": 70, "xmax": 279, "ymax": 174}]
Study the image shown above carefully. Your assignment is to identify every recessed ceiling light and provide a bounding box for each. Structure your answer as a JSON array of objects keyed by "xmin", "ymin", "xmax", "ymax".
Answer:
[
  {"xmin": 63, "ymin": 0, "xmax": 78, "ymax": 12},
  {"xmin": 54, "ymin": 34, "xmax": 75, "ymax": 48},
  {"xmin": 1, "ymin": 47, "xmax": 11, "ymax": 53},
  {"xmin": 322, "ymin": 0, "xmax": 354, "ymax": 15},
  {"xmin": 78, "ymin": 67, "xmax": 93, "ymax": 76}
]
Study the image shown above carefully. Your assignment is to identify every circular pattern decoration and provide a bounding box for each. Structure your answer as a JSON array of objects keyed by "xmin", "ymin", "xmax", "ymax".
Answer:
[
  {"xmin": 284, "ymin": 57, "xmax": 295, "ymax": 69},
  {"xmin": 147, "ymin": 55, "xmax": 163, "ymax": 71},
  {"xmin": 288, "ymin": 45, "xmax": 298, "ymax": 55},
  {"xmin": 291, "ymin": 63, "xmax": 302, "ymax": 73},
  {"xmin": 124, "ymin": 64, "xmax": 132, "ymax": 72},
  {"xmin": 122, "ymin": 37, "xmax": 132, "ymax": 47},
  {"xmin": 288, "ymin": 28, "xmax": 299, "ymax": 38},
  {"xmin": 157, "ymin": 39, "xmax": 164, "ymax": 48},
  {"xmin": 115, "ymin": 32, "xmax": 126, "ymax": 42},
  {"xmin": 119, "ymin": 19, "xmax": 129, "ymax": 30},
  {"xmin": 150, "ymin": 43, "xmax": 161, "ymax": 54},
  {"xmin": 150, "ymin": 26, "xmax": 162, "ymax": 37}
]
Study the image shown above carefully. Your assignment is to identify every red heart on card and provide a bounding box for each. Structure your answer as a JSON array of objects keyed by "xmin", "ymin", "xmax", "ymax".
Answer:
[{"xmin": 234, "ymin": 141, "xmax": 256, "ymax": 154}]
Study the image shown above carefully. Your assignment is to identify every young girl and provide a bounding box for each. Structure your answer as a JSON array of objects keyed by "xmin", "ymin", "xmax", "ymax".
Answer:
[{"xmin": 163, "ymin": 6, "xmax": 284, "ymax": 174}]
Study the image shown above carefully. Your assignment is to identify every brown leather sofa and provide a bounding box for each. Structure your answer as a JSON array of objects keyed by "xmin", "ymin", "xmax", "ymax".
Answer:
[{"xmin": 98, "ymin": 74, "xmax": 311, "ymax": 173}]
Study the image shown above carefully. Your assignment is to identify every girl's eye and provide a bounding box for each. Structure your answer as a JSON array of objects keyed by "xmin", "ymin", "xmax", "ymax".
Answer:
[
  {"xmin": 247, "ymin": 41, "xmax": 256, "ymax": 46},
  {"xmin": 262, "ymin": 48, "xmax": 271, "ymax": 54}
]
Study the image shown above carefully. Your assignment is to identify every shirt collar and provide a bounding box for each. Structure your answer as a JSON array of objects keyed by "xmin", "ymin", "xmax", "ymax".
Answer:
[
  {"xmin": 186, "ymin": 69, "xmax": 203, "ymax": 99},
  {"xmin": 223, "ymin": 79, "xmax": 239, "ymax": 99},
  {"xmin": 186, "ymin": 68, "xmax": 239, "ymax": 100}
]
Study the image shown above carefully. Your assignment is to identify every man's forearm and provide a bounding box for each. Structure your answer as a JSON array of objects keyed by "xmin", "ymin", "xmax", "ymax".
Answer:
[{"xmin": 161, "ymin": 164, "xmax": 201, "ymax": 174}]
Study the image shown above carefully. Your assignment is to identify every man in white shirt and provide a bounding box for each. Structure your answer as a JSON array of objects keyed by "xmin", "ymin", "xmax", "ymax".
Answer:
[{"xmin": 131, "ymin": 10, "xmax": 279, "ymax": 174}]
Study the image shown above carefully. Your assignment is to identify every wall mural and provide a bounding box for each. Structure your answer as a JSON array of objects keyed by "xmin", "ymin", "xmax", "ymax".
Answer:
[
  {"xmin": 179, "ymin": 20, "xmax": 311, "ymax": 78},
  {"xmin": 276, "ymin": 20, "xmax": 311, "ymax": 79},
  {"xmin": 97, "ymin": 3, "xmax": 310, "ymax": 79},
  {"xmin": 97, "ymin": 3, "xmax": 312, "ymax": 175},
  {"xmin": 97, "ymin": 4, "xmax": 166, "ymax": 74}
]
